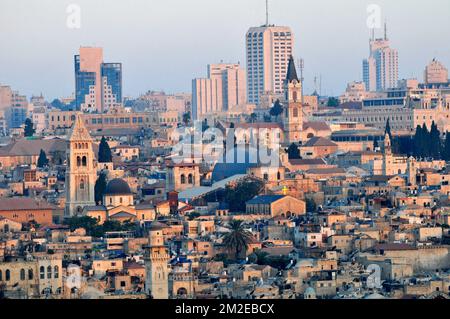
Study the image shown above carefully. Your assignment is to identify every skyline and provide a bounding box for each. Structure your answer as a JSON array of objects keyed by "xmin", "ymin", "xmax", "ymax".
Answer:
[{"xmin": 1, "ymin": 0, "xmax": 450, "ymax": 100}]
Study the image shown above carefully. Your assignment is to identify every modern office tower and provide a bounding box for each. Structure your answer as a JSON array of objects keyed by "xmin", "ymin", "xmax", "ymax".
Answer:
[
  {"xmin": 5, "ymin": 91, "xmax": 28, "ymax": 130},
  {"xmin": 192, "ymin": 63, "xmax": 246, "ymax": 120},
  {"xmin": 363, "ymin": 25, "xmax": 398, "ymax": 92},
  {"xmin": 424, "ymin": 59, "xmax": 448, "ymax": 84},
  {"xmin": 74, "ymin": 47, "xmax": 122, "ymax": 112},
  {"xmin": 246, "ymin": 25, "xmax": 294, "ymax": 105},
  {"xmin": 0, "ymin": 85, "xmax": 28, "ymax": 133},
  {"xmin": 101, "ymin": 63, "xmax": 122, "ymax": 111}
]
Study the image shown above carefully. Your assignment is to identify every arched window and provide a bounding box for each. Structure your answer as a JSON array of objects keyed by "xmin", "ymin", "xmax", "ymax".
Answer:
[
  {"xmin": 6, "ymin": 269, "xmax": 11, "ymax": 281},
  {"xmin": 120, "ymin": 197, "xmax": 123, "ymax": 204},
  {"xmin": 54, "ymin": 266, "xmax": 59, "ymax": 279},
  {"xmin": 277, "ymin": 171, "xmax": 281, "ymax": 180},
  {"xmin": 76, "ymin": 156, "xmax": 81, "ymax": 167},
  {"xmin": 80, "ymin": 179, "xmax": 85, "ymax": 190},
  {"xmin": 82, "ymin": 156, "xmax": 87, "ymax": 167},
  {"xmin": 188, "ymin": 174, "xmax": 193, "ymax": 184},
  {"xmin": 263, "ymin": 173, "xmax": 269, "ymax": 181},
  {"xmin": 293, "ymin": 91, "xmax": 298, "ymax": 102},
  {"xmin": 47, "ymin": 266, "xmax": 52, "ymax": 279},
  {"xmin": 40, "ymin": 266, "xmax": 45, "ymax": 279},
  {"xmin": 28, "ymin": 269, "xmax": 33, "ymax": 280},
  {"xmin": 293, "ymin": 107, "xmax": 298, "ymax": 118},
  {"xmin": 181, "ymin": 174, "xmax": 186, "ymax": 184},
  {"xmin": 20, "ymin": 269, "xmax": 26, "ymax": 281}
]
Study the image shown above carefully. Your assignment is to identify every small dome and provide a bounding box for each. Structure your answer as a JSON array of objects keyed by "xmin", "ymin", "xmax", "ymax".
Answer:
[
  {"xmin": 148, "ymin": 221, "xmax": 168, "ymax": 231},
  {"xmin": 364, "ymin": 293, "xmax": 385, "ymax": 299},
  {"xmin": 105, "ymin": 178, "xmax": 132, "ymax": 195}
]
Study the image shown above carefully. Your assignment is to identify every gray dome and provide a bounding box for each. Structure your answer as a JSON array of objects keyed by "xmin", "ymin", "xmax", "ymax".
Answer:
[{"xmin": 105, "ymin": 178, "xmax": 132, "ymax": 195}]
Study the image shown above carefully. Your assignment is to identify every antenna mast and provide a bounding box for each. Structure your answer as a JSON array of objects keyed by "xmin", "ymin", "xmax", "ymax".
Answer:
[
  {"xmin": 298, "ymin": 58, "xmax": 305, "ymax": 105},
  {"xmin": 265, "ymin": 0, "xmax": 269, "ymax": 26}
]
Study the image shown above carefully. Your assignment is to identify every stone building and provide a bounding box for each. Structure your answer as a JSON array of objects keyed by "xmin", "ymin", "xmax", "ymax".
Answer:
[
  {"xmin": 65, "ymin": 115, "xmax": 97, "ymax": 216},
  {"xmin": 145, "ymin": 222, "xmax": 170, "ymax": 299}
]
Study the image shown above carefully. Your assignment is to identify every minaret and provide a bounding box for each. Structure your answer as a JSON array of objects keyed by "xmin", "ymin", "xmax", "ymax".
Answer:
[
  {"xmin": 65, "ymin": 115, "xmax": 97, "ymax": 217},
  {"xmin": 145, "ymin": 222, "xmax": 170, "ymax": 299},
  {"xmin": 282, "ymin": 56, "xmax": 303, "ymax": 144}
]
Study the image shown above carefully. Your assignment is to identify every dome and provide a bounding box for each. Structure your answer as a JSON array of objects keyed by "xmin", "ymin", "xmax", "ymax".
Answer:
[
  {"xmin": 148, "ymin": 221, "xmax": 169, "ymax": 231},
  {"xmin": 364, "ymin": 293, "xmax": 386, "ymax": 299},
  {"xmin": 105, "ymin": 178, "xmax": 132, "ymax": 195}
]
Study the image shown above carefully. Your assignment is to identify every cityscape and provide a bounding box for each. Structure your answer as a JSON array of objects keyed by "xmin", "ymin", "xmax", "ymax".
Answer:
[{"xmin": 2, "ymin": 0, "xmax": 450, "ymax": 302}]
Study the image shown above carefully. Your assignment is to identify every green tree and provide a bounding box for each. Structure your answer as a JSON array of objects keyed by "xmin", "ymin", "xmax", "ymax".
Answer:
[
  {"xmin": 224, "ymin": 179, "xmax": 264, "ymax": 212},
  {"xmin": 287, "ymin": 143, "xmax": 301, "ymax": 159},
  {"xmin": 423, "ymin": 123, "xmax": 431, "ymax": 157},
  {"xmin": 66, "ymin": 216, "xmax": 99, "ymax": 234},
  {"xmin": 98, "ymin": 136, "xmax": 112, "ymax": 163},
  {"xmin": 249, "ymin": 250, "xmax": 270, "ymax": 265},
  {"xmin": 182, "ymin": 111, "xmax": 191, "ymax": 126},
  {"xmin": 222, "ymin": 220, "xmax": 254, "ymax": 261},
  {"xmin": 249, "ymin": 113, "xmax": 258, "ymax": 123},
  {"xmin": 24, "ymin": 118, "xmax": 35, "ymax": 137},
  {"xmin": 269, "ymin": 100, "xmax": 283, "ymax": 118},
  {"xmin": 429, "ymin": 121, "xmax": 442, "ymax": 159},
  {"xmin": 413, "ymin": 125, "xmax": 423, "ymax": 158},
  {"xmin": 37, "ymin": 149, "xmax": 49, "ymax": 168},
  {"xmin": 94, "ymin": 172, "xmax": 107, "ymax": 205},
  {"xmin": 327, "ymin": 97, "xmax": 340, "ymax": 107}
]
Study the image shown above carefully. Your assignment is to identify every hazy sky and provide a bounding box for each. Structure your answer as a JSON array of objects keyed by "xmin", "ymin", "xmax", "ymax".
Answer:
[{"xmin": 1, "ymin": 0, "xmax": 450, "ymax": 100}]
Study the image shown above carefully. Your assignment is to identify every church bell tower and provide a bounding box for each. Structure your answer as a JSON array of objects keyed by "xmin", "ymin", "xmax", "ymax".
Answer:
[
  {"xmin": 283, "ymin": 56, "xmax": 303, "ymax": 144},
  {"xmin": 145, "ymin": 222, "xmax": 170, "ymax": 299},
  {"xmin": 65, "ymin": 115, "xmax": 97, "ymax": 217}
]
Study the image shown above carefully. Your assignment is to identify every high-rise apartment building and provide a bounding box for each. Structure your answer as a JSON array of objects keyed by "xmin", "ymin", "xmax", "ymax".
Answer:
[
  {"xmin": 424, "ymin": 59, "xmax": 448, "ymax": 84},
  {"xmin": 246, "ymin": 25, "xmax": 294, "ymax": 105},
  {"xmin": 192, "ymin": 63, "xmax": 246, "ymax": 120},
  {"xmin": 208, "ymin": 64, "xmax": 247, "ymax": 111},
  {"xmin": 75, "ymin": 47, "xmax": 122, "ymax": 113},
  {"xmin": 363, "ymin": 26, "xmax": 398, "ymax": 92}
]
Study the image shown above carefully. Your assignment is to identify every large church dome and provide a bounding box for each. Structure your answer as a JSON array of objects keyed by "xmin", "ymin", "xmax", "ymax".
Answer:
[{"xmin": 105, "ymin": 178, "xmax": 132, "ymax": 195}]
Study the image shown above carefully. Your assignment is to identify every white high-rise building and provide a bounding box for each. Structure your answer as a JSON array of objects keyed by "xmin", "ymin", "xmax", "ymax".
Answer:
[
  {"xmin": 192, "ymin": 63, "xmax": 246, "ymax": 120},
  {"xmin": 363, "ymin": 26, "xmax": 398, "ymax": 92},
  {"xmin": 246, "ymin": 25, "xmax": 294, "ymax": 105}
]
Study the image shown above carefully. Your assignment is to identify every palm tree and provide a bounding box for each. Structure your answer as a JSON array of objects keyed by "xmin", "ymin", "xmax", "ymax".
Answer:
[{"xmin": 222, "ymin": 220, "xmax": 253, "ymax": 261}]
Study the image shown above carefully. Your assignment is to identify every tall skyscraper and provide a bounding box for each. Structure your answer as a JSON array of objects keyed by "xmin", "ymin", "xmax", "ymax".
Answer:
[
  {"xmin": 424, "ymin": 59, "xmax": 448, "ymax": 84},
  {"xmin": 362, "ymin": 25, "xmax": 398, "ymax": 92},
  {"xmin": 246, "ymin": 25, "xmax": 294, "ymax": 105},
  {"xmin": 75, "ymin": 47, "xmax": 122, "ymax": 112},
  {"xmin": 192, "ymin": 63, "xmax": 246, "ymax": 120}
]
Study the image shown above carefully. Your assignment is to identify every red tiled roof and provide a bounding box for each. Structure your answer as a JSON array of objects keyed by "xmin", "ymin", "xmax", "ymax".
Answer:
[{"xmin": 0, "ymin": 197, "xmax": 55, "ymax": 211}]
